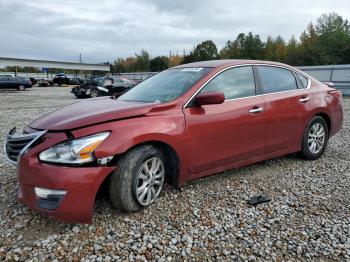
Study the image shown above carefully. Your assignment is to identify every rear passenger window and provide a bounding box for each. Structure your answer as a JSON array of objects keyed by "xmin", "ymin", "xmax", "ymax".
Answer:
[
  {"xmin": 296, "ymin": 73, "xmax": 309, "ymax": 88},
  {"xmin": 200, "ymin": 66, "xmax": 255, "ymax": 100},
  {"xmin": 257, "ymin": 66, "xmax": 298, "ymax": 94}
]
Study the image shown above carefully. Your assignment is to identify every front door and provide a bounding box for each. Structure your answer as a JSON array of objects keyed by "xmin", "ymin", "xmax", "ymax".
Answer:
[{"xmin": 184, "ymin": 66, "xmax": 266, "ymax": 174}]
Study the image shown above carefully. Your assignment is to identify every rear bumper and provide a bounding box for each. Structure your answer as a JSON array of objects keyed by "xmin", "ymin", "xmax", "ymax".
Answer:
[
  {"xmin": 17, "ymin": 153, "xmax": 114, "ymax": 223},
  {"xmin": 329, "ymin": 102, "xmax": 343, "ymax": 137}
]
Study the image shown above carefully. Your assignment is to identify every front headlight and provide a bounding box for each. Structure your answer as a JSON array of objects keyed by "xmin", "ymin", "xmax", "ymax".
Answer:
[
  {"xmin": 39, "ymin": 132, "xmax": 110, "ymax": 164},
  {"xmin": 97, "ymin": 86, "xmax": 108, "ymax": 92}
]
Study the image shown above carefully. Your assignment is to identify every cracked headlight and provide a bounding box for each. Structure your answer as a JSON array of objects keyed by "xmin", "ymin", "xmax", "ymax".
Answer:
[{"xmin": 39, "ymin": 132, "xmax": 110, "ymax": 164}]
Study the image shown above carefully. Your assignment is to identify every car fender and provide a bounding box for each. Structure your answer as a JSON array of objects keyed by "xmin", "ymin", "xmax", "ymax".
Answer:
[
  {"xmin": 71, "ymin": 114, "xmax": 189, "ymax": 185},
  {"xmin": 299, "ymin": 107, "xmax": 332, "ymax": 147}
]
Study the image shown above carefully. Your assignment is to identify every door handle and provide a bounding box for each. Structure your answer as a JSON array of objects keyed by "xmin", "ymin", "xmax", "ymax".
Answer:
[
  {"xmin": 299, "ymin": 97, "xmax": 310, "ymax": 103},
  {"xmin": 249, "ymin": 107, "xmax": 264, "ymax": 113}
]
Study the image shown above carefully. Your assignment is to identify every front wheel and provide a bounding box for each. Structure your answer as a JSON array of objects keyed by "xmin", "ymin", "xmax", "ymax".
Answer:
[
  {"xmin": 18, "ymin": 85, "xmax": 25, "ymax": 91},
  {"xmin": 300, "ymin": 116, "xmax": 329, "ymax": 160},
  {"xmin": 90, "ymin": 89, "xmax": 99, "ymax": 98},
  {"xmin": 109, "ymin": 145, "xmax": 166, "ymax": 212}
]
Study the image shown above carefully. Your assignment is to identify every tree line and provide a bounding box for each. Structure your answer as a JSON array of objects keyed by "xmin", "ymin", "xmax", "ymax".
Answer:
[
  {"xmin": 111, "ymin": 13, "xmax": 350, "ymax": 73},
  {"xmin": 1, "ymin": 13, "xmax": 349, "ymax": 74}
]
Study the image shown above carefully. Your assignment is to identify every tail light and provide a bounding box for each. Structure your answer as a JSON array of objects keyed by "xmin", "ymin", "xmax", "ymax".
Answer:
[{"xmin": 328, "ymin": 90, "xmax": 342, "ymax": 100}]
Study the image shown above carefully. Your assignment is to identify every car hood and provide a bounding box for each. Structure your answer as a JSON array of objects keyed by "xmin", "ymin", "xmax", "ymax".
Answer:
[{"xmin": 29, "ymin": 97, "xmax": 155, "ymax": 131}]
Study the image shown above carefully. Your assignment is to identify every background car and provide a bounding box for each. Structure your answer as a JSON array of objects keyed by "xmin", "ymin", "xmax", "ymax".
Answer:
[
  {"xmin": 69, "ymin": 77, "xmax": 85, "ymax": 85},
  {"xmin": 29, "ymin": 77, "xmax": 38, "ymax": 86},
  {"xmin": 72, "ymin": 76, "xmax": 136, "ymax": 98},
  {"xmin": 37, "ymin": 79, "xmax": 52, "ymax": 87},
  {"xmin": 0, "ymin": 74, "xmax": 32, "ymax": 90},
  {"xmin": 52, "ymin": 73, "xmax": 70, "ymax": 86}
]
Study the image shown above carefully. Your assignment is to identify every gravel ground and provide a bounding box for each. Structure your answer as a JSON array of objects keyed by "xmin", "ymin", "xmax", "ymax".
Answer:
[{"xmin": 0, "ymin": 86, "xmax": 349, "ymax": 261}]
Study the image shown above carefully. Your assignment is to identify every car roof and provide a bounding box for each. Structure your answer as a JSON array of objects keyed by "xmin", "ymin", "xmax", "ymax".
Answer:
[
  {"xmin": 0, "ymin": 74, "xmax": 14, "ymax": 77},
  {"xmin": 173, "ymin": 59, "xmax": 295, "ymax": 70}
]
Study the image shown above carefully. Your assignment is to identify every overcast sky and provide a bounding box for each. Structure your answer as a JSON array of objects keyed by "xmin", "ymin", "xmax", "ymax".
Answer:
[{"xmin": 1, "ymin": 0, "xmax": 349, "ymax": 63}]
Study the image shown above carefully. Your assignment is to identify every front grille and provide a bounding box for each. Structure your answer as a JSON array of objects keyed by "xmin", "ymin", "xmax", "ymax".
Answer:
[{"xmin": 3, "ymin": 128, "xmax": 47, "ymax": 165}]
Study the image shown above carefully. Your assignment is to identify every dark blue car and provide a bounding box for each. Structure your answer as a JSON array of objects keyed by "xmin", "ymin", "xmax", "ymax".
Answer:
[{"xmin": 0, "ymin": 74, "xmax": 32, "ymax": 90}]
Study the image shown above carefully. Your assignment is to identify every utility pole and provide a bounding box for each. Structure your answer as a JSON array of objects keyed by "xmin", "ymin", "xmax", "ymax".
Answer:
[{"xmin": 79, "ymin": 53, "xmax": 82, "ymax": 78}]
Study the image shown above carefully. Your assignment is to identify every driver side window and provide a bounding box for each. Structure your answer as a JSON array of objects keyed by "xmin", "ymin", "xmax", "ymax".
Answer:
[{"xmin": 200, "ymin": 66, "xmax": 256, "ymax": 100}]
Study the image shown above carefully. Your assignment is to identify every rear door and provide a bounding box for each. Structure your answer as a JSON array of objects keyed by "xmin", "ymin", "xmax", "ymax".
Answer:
[
  {"xmin": 256, "ymin": 65, "xmax": 311, "ymax": 153},
  {"xmin": 184, "ymin": 66, "xmax": 266, "ymax": 174}
]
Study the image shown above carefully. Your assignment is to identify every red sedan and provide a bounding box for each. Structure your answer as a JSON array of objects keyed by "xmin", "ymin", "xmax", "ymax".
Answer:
[{"xmin": 4, "ymin": 60, "xmax": 343, "ymax": 223}]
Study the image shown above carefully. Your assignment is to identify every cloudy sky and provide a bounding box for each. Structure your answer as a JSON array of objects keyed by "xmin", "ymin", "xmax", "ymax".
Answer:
[{"xmin": 1, "ymin": 0, "xmax": 349, "ymax": 63}]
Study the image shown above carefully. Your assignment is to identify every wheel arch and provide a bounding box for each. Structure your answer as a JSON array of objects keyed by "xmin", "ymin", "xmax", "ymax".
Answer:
[
  {"xmin": 120, "ymin": 140, "xmax": 181, "ymax": 187},
  {"xmin": 298, "ymin": 110, "xmax": 332, "ymax": 151},
  {"xmin": 95, "ymin": 138, "xmax": 183, "ymax": 201},
  {"xmin": 314, "ymin": 112, "xmax": 331, "ymax": 133}
]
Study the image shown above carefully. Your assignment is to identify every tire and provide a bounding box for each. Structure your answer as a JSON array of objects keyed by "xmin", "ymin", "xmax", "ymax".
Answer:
[
  {"xmin": 300, "ymin": 116, "xmax": 329, "ymax": 160},
  {"xmin": 109, "ymin": 145, "xmax": 166, "ymax": 212},
  {"xmin": 18, "ymin": 85, "xmax": 25, "ymax": 91},
  {"xmin": 90, "ymin": 89, "xmax": 99, "ymax": 98}
]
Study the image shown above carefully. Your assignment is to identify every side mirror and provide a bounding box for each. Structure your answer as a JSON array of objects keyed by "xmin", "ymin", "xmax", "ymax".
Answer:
[{"xmin": 195, "ymin": 92, "xmax": 225, "ymax": 106}]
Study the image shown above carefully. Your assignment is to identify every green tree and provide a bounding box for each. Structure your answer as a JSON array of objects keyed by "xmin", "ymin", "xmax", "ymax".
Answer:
[
  {"xmin": 315, "ymin": 13, "xmax": 350, "ymax": 64},
  {"xmin": 111, "ymin": 58, "xmax": 126, "ymax": 73},
  {"xmin": 192, "ymin": 40, "xmax": 219, "ymax": 61},
  {"xmin": 182, "ymin": 40, "xmax": 219, "ymax": 63},
  {"xmin": 150, "ymin": 56, "xmax": 169, "ymax": 71},
  {"xmin": 274, "ymin": 35, "xmax": 287, "ymax": 62},
  {"xmin": 220, "ymin": 33, "xmax": 264, "ymax": 59},
  {"xmin": 109, "ymin": 12, "xmax": 350, "ymax": 70},
  {"xmin": 285, "ymin": 36, "xmax": 302, "ymax": 65},
  {"xmin": 182, "ymin": 51, "xmax": 196, "ymax": 64},
  {"xmin": 299, "ymin": 23, "xmax": 324, "ymax": 65},
  {"xmin": 241, "ymin": 32, "xmax": 265, "ymax": 59},
  {"xmin": 263, "ymin": 35, "xmax": 287, "ymax": 62},
  {"xmin": 135, "ymin": 49, "xmax": 150, "ymax": 71},
  {"xmin": 264, "ymin": 36, "xmax": 275, "ymax": 61},
  {"xmin": 219, "ymin": 38, "xmax": 241, "ymax": 59}
]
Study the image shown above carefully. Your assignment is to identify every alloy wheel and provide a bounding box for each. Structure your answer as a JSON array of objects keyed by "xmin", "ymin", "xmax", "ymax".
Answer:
[
  {"xmin": 134, "ymin": 157, "xmax": 165, "ymax": 206},
  {"xmin": 308, "ymin": 122, "xmax": 325, "ymax": 154},
  {"xmin": 18, "ymin": 85, "xmax": 25, "ymax": 91},
  {"xmin": 90, "ymin": 89, "xmax": 99, "ymax": 97}
]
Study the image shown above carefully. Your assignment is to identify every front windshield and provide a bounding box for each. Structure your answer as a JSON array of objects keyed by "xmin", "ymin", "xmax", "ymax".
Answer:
[
  {"xmin": 118, "ymin": 68, "xmax": 212, "ymax": 103},
  {"xmin": 93, "ymin": 77, "xmax": 105, "ymax": 84}
]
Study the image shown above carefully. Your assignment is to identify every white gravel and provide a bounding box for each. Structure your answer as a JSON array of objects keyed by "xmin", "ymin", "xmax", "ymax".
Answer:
[{"xmin": 0, "ymin": 87, "xmax": 349, "ymax": 261}]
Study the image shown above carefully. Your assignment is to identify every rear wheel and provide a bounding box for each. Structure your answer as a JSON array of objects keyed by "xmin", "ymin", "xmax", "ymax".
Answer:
[
  {"xmin": 109, "ymin": 145, "xmax": 166, "ymax": 212},
  {"xmin": 18, "ymin": 85, "xmax": 25, "ymax": 91},
  {"xmin": 300, "ymin": 116, "xmax": 329, "ymax": 160}
]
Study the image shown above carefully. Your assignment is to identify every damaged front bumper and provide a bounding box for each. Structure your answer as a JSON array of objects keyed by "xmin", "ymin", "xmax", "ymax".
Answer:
[{"xmin": 4, "ymin": 128, "xmax": 115, "ymax": 223}]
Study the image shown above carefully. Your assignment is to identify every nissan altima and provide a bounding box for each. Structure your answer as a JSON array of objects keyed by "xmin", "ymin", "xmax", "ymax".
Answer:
[{"xmin": 4, "ymin": 60, "xmax": 343, "ymax": 223}]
